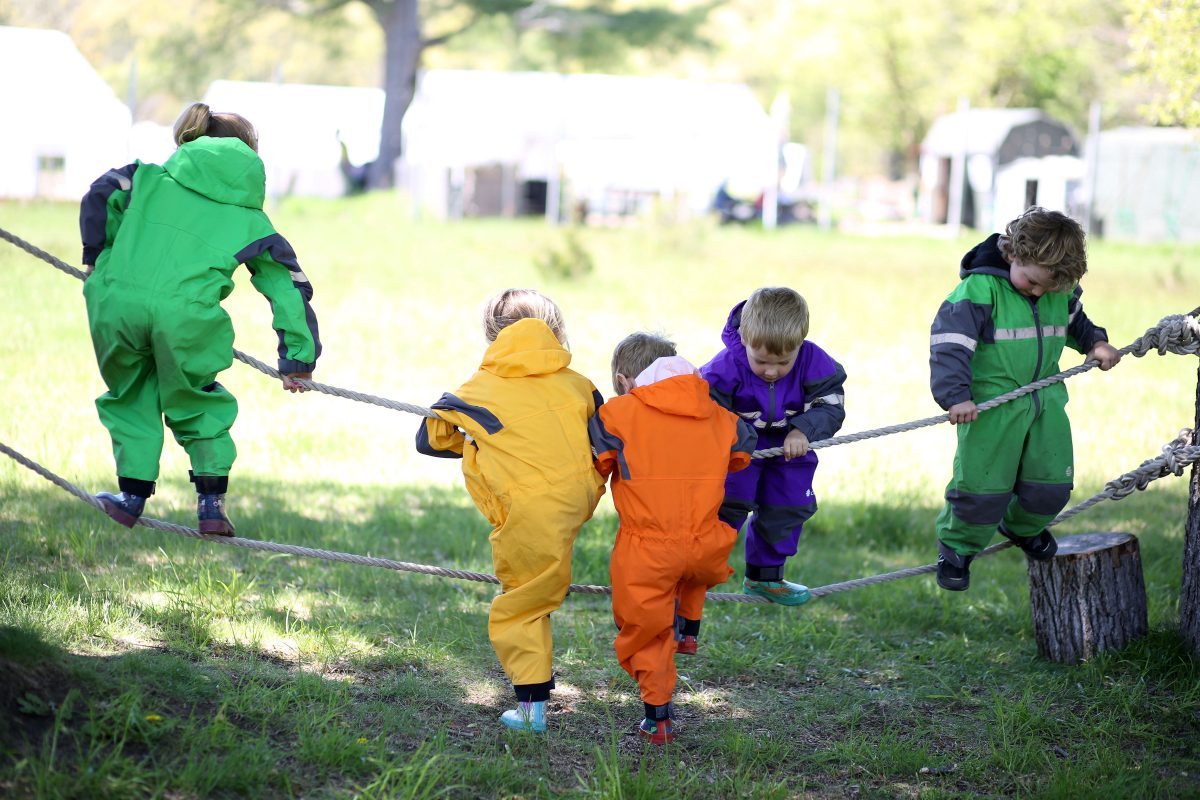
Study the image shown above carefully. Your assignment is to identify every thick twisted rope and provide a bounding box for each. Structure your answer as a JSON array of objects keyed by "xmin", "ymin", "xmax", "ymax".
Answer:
[
  {"xmin": 757, "ymin": 308, "xmax": 1200, "ymax": 458},
  {"xmin": 807, "ymin": 429, "xmax": 1200, "ymax": 597},
  {"xmin": 4, "ymin": 226, "xmax": 1197, "ymax": 457},
  {"xmin": 4, "ymin": 430, "xmax": 1197, "ymax": 602},
  {"xmin": 0, "ymin": 226, "xmax": 438, "ymax": 420}
]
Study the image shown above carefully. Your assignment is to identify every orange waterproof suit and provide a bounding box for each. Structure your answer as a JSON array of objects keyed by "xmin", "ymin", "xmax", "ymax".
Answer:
[
  {"xmin": 589, "ymin": 369, "xmax": 757, "ymax": 706},
  {"xmin": 416, "ymin": 319, "xmax": 605, "ymax": 697}
]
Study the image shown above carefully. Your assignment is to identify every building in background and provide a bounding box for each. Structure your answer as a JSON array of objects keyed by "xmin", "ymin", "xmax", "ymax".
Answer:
[
  {"xmin": 0, "ymin": 26, "xmax": 130, "ymax": 201},
  {"xmin": 918, "ymin": 108, "xmax": 1081, "ymax": 232},
  {"xmin": 400, "ymin": 70, "xmax": 778, "ymax": 222},
  {"xmin": 201, "ymin": 80, "xmax": 384, "ymax": 199},
  {"xmin": 1090, "ymin": 127, "xmax": 1200, "ymax": 243}
]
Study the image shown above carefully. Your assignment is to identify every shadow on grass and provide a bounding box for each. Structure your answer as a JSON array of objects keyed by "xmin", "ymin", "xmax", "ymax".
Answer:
[{"xmin": 3, "ymin": 475, "xmax": 1199, "ymax": 797}]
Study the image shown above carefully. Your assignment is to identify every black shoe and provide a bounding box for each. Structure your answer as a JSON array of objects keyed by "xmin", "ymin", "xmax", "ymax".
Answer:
[
  {"xmin": 96, "ymin": 491, "xmax": 146, "ymax": 528},
  {"xmin": 198, "ymin": 494, "xmax": 235, "ymax": 536},
  {"xmin": 999, "ymin": 526, "xmax": 1057, "ymax": 561},
  {"xmin": 936, "ymin": 541, "xmax": 973, "ymax": 591}
]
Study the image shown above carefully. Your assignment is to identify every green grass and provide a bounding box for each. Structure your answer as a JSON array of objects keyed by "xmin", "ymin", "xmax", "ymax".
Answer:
[{"xmin": 1, "ymin": 196, "xmax": 1199, "ymax": 798}]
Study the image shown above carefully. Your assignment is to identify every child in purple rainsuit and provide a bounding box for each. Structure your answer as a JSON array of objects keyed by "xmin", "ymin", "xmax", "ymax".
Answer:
[{"xmin": 700, "ymin": 287, "xmax": 847, "ymax": 604}]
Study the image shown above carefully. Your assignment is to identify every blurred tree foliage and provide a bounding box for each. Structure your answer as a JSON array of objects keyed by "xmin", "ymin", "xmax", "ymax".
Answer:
[
  {"xmin": 201, "ymin": 0, "xmax": 710, "ymax": 189},
  {"xmin": 0, "ymin": 0, "xmax": 381, "ymax": 122},
  {"xmin": 1126, "ymin": 0, "xmax": 1200, "ymax": 127},
  {"xmin": 0, "ymin": 0, "xmax": 1184, "ymax": 181}
]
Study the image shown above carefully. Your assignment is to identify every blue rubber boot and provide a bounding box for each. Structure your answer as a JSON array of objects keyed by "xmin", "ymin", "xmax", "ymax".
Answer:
[
  {"xmin": 197, "ymin": 494, "xmax": 235, "ymax": 536},
  {"xmin": 96, "ymin": 492, "xmax": 146, "ymax": 529},
  {"xmin": 742, "ymin": 577, "xmax": 811, "ymax": 606},
  {"xmin": 500, "ymin": 701, "xmax": 547, "ymax": 732}
]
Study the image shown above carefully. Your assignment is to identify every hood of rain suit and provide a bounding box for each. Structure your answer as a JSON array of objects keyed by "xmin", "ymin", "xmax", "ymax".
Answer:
[{"xmin": 163, "ymin": 137, "xmax": 266, "ymax": 210}]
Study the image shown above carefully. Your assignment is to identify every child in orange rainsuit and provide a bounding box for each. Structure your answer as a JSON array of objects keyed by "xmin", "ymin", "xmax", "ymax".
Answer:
[
  {"xmin": 589, "ymin": 332, "xmax": 757, "ymax": 744},
  {"xmin": 416, "ymin": 289, "xmax": 605, "ymax": 733}
]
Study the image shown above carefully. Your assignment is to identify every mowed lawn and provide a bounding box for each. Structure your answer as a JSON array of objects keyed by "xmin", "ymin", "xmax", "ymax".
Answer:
[{"xmin": 1, "ymin": 195, "xmax": 1199, "ymax": 799}]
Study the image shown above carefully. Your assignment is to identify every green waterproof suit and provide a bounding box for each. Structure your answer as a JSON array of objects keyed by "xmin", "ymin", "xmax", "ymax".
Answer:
[
  {"xmin": 79, "ymin": 136, "xmax": 321, "ymax": 485},
  {"xmin": 928, "ymin": 234, "xmax": 1107, "ymax": 556}
]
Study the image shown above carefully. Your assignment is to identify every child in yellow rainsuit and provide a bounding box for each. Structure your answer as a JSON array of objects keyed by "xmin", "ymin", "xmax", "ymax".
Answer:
[{"xmin": 416, "ymin": 289, "xmax": 605, "ymax": 732}]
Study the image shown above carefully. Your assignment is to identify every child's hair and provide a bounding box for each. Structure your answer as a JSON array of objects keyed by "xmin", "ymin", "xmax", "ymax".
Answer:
[
  {"xmin": 611, "ymin": 332, "xmax": 676, "ymax": 394},
  {"xmin": 173, "ymin": 102, "xmax": 259, "ymax": 152},
  {"xmin": 482, "ymin": 289, "xmax": 566, "ymax": 344},
  {"xmin": 998, "ymin": 206, "xmax": 1087, "ymax": 291},
  {"xmin": 739, "ymin": 287, "xmax": 809, "ymax": 354}
]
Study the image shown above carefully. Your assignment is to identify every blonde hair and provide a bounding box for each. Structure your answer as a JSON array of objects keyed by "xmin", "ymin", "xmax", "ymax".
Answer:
[
  {"xmin": 611, "ymin": 332, "xmax": 676, "ymax": 394},
  {"xmin": 739, "ymin": 287, "xmax": 809, "ymax": 354},
  {"xmin": 482, "ymin": 289, "xmax": 566, "ymax": 343},
  {"xmin": 173, "ymin": 102, "xmax": 259, "ymax": 152},
  {"xmin": 999, "ymin": 206, "xmax": 1087, "ymax": 291}
]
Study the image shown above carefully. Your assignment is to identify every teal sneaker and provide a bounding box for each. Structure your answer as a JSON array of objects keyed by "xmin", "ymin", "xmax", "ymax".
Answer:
[
  {"xmin": 500, "ymin": 701, "xmax": 547, "ymax": 732},
  {"xmin": 743, "ymin": 577, "xmax": 811, "ymax": 606}
]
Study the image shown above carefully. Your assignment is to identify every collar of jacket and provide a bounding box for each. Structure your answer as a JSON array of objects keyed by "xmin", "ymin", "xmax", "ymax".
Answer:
[
  {"xmin": 481, "ymin": 318, "xmax": 572, "ymax": 377},
  {"xmin": 628, "ymin": 373, "xmax": 715, "ymax": 420}
]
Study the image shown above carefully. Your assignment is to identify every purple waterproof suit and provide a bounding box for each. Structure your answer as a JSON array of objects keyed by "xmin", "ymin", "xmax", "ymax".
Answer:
[{"xmin": 699, "ymin": 301, "xmax": 847, "ymax": 579}]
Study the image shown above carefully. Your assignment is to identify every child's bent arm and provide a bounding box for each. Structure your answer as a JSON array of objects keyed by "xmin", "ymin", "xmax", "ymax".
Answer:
[
  {"xmin": 793, "ymin": 360, "xmax": 847, "ymax": 442},
  {"xmin": 416, "ymin": 417, "xmax": 465, "ymax": 458},
  {"xmin": 244, "ymin": 234, "xmax": 322, "ymax": 374},
  {"xmin": 587, "ymin": 413, "xmax": 621, "ymax": 480},
  {"xmin": 79, "ymin": 163, "xmax": 138, "ymax": 265},
  {"xmin": 728, "ymin": 417, "xmax": 757, "ymax": 472},
  {"xmin": 930, "ymin": 291, "xmax": 990, "ymax": 410},
  {"xmin": 1066, "ymin": 289, "xmax": 1110, "ymax": 355}
]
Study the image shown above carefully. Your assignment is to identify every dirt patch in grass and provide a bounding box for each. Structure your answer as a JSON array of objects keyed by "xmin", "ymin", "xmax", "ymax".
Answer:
[{"xmin": 0, "ymin": 656, "xmax": 73, "ymax": 752}]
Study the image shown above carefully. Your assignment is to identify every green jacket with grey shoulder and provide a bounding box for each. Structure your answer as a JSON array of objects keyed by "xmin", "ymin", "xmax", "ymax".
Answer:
[
  {"xmin": 929, "ymin": 233, "xmax": 1106, "ymax": 413},
  {"xmin": 79, "ymin": 136, "xmax": 321, "ymax": 373}
]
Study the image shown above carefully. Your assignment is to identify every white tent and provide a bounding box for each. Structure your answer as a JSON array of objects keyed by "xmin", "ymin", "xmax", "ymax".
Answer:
[
  {"xmin": 0, "ymin": 26, "xmax": 131, "ymax": 200},
  {"xmin": 401, "ymin": 70, "xmax": 777, "ymax": 219},
  {"xmin": 918, "ymin": 108, "xmax": 1079, "ymax": 231},
  {"xmin": 1091, "ymin": 127, "xmax": 1200, "ymax": 243},
  {"xmin": 202, "ymin": 80, "xmax": 383, "ymax": 199}
]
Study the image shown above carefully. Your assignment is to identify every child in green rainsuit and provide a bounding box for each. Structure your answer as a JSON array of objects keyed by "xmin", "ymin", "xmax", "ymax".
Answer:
[
  {"xmin": 929, "ymin": 207, "xmax": 1120, "ymax": 591},
  {"xmin": 80, "ymin": 102, "xmax": 321, "ymax": 536}
]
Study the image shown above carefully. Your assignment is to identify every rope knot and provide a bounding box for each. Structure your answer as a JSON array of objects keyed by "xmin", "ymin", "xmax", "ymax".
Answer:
[{"xmin": 1133, "ymin": 312, "xmax": 1200, "ymax": 358}]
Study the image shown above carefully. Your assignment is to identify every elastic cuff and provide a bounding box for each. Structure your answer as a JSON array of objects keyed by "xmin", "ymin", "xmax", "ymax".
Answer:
[
  {"xmin": 278, "ymin": 358, "xmax": 314, "ymax": 374},
  {"xmin": 514, "ymin": 678, "xmax": 554, "ymax": 703},
  {"xmin": 747, "ymin": 564, "xmax": 784, "ymax": 582},
  {"xmin": 190, "ymin": 473, "xmax": 229, "ymax": 495},
  {"xmin": 680, "ymin": 618, "xmax": 701, "ymax": 637},
  {"xmin": 118, "ymin": 477, "xmax": 156, "ymax": 498},
  {"xmin": 644, "ymin": 702, "xmax": 672, "ymax": 721}
]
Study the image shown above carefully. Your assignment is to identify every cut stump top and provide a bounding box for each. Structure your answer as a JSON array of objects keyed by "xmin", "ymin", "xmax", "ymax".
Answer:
[{"xmin": 1053, "ymin": 532, "xmax": 1134, "ymax": 556}]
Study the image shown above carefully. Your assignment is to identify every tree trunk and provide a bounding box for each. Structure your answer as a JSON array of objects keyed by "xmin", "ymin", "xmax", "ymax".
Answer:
[
  {"xmin": 1027, "ymin": 532, "xmax": 1148, "ymax": 664},
  {"xmin": 368, "ymin": 0, "xmax": 422, "ymax": 190},
  {"xmin": 1181, "ymin": 365, "xmax": 1200, "ymax": 653}
]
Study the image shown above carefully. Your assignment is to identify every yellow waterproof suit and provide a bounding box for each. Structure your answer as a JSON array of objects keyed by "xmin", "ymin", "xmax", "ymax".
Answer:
[{"xmin": 416, "ymin": 319, "xmax": 605, "ymax": 699}]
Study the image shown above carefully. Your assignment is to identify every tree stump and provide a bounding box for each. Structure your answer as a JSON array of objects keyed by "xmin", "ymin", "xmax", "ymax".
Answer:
[{"xmin": 1027, "ymin": 532, "xmax": 1148, "ymax": 664}]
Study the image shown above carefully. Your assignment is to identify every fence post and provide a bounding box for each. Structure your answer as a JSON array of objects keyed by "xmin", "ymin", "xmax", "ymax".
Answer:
[{"xmin": 1180, "ymin": 365, "xmax": 1200, "ymax": 654}]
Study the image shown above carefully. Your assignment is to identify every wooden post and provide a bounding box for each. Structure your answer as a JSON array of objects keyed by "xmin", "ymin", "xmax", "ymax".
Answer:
[
  {"xmin": 1180, "ymin": 365, "xmax": 1200, "ymax": 654},
  {"xmin": 1027, "ymin": 532, "xmax": 1148, "ymax": 664}
]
